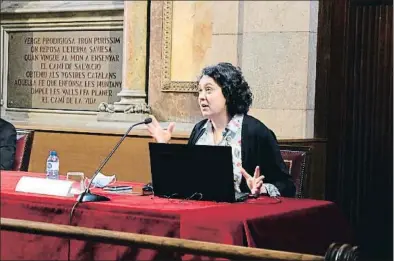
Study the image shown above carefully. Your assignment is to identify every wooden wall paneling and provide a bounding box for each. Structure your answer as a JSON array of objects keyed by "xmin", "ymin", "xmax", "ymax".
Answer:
[
  {"xmin": 26, "ymin": 130, "xmax": 327, "ymax": 200},
  {"xmin": 28, "ymin": 131, "xmax": 188, "ymax": 183},
  {"xmin": 315, "ymin": 0, "xmax": 393, "ymax": 259},
  {"xmin": 314, "ymin": 0, "xmax": 333, "ymax": 139}
]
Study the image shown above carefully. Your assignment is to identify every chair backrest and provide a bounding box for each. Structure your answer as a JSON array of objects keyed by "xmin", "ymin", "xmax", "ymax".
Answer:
[
  {"xmin": 13, "ymin": 129, "xmax": 34, "ymax": 171},
  {"xmin": 279, "ymin": 145, "xmax": 312, "ymax": 198}
]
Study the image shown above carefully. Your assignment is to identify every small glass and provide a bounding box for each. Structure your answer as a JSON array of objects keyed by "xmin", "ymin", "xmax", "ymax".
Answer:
[{"xmin": 66, "ymin": 172, "xmax": 85, "ymax": 195}]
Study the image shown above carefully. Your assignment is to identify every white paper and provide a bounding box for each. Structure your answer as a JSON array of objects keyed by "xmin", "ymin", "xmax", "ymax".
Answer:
[
  {"xmin": 15, "ymin": 176, "xmax": 73, "ymax": 197},
  {"xmin": 91, "ymin": 172, "xmax": 116, "ymax": 188}
]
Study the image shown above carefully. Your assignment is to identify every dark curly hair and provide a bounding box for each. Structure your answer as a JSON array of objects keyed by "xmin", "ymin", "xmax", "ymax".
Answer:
[{"xmin": 198, "ymin": 62, "xmax": 253, "ymax": 116}]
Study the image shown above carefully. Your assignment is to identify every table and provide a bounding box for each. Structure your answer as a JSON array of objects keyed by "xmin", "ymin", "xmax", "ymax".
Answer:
[{"xmin": 1, "ymin": 171, "xmax": 352, "ymax": 260}]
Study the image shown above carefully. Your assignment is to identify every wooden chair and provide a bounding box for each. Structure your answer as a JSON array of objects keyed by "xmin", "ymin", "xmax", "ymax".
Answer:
[
  {"xmin": 12, "ymin": 129, "xmax": 34, "ymax": 171},
  {"xmin": 279, "ymin": 145, "xmax": 312, "ymax": 198}
]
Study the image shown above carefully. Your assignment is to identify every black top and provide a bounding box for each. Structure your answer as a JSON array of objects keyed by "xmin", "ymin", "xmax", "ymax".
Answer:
[
  {"xmin": 188, "ymin": 114, "xmax": 296, "ymax": 197},
  {"xmin": 0, "ymin": 118, "xmax": 17, "ymax": 170}
]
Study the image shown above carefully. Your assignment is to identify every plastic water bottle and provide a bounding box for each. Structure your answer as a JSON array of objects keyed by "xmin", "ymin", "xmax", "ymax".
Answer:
[{"xmin": 46, "ymin": 150, "xmax": 59, "ymax": 180}]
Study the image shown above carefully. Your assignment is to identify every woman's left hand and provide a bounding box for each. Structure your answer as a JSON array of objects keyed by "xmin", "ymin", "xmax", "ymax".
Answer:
[{"xmin": 240, "ymin": 166, "xmax": 265, "ymax": 196}]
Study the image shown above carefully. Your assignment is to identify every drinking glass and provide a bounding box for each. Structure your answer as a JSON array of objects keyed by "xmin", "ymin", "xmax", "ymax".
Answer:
[{"xmin": 66, "ymin": 172, "xmax": 85, "ymax": 195}]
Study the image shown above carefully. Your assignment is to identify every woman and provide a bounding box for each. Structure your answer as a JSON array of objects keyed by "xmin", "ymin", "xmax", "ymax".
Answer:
[{"xmin": 147, "ymin": 63, "xmax": 295, "ymax": 197}]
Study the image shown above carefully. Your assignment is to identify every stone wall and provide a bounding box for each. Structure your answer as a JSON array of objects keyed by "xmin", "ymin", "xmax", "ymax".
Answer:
[
  {"xmin": 1, "ymin": 1, "xmax": 318, "ymax": 139},
  {"xmin": 148, "ymin": 1, "xmax": 318, "ymax": 138}
]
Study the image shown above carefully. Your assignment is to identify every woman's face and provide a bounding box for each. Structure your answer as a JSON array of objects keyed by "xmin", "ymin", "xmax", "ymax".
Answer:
[{"xmin": 198, "ymin": 75, "xmax": 227, "ymax": 118}]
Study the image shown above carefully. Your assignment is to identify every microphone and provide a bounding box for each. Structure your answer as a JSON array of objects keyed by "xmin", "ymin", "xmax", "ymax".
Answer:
[{"xmin": 77, "ymin": 117, "xmax": 153, "ymax": 203}]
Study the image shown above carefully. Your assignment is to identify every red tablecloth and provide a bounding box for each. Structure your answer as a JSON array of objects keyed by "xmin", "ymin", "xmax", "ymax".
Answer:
[{"xmin": 1, "ymin": 171, "xmax": 352, "ymax": 260}]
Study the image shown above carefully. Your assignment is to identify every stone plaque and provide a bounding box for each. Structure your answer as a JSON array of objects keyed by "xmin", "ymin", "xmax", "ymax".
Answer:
[{"xmin": 7, "ymin": 30, "xmax": 123, "ymax": 111}]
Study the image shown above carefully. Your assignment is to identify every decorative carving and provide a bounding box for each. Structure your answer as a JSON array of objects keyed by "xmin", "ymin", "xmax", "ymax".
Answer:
[
  {"xmin": 161, "ymin": 1, "xmax": 198, "ymax": 93},
  {"xmin": 324, "ymin": 243, "xmax": 359, "ymax": 261},
  {"xmin": 98, "ymin": 102, "xmax": 150, "ymax": 114},
  {"xmin": 124, "ymin": 103, "xmax": 151, "ymax": 114},
  {"xmin": 98, "ymin": 102, "xmax": 116, "ymax": 113},
  {"xmin": 164, "ymin": 81, "xmax": 198, "ymax": 92},
  {"xmin": 161, "ymin": 1, "xmax": 172, "ymax": 87}
]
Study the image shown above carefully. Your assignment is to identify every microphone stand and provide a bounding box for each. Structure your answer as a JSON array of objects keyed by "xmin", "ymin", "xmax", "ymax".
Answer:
[{"xmin": 77, "ymin": 118, "xmax": 152, "ymax": 203}]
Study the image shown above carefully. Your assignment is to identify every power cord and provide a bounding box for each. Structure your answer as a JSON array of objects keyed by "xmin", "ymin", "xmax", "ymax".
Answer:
[
  {"xmin": 67, "ymin": 200, "xmax": 81, "ymax": 261},
  {"xmin": 186, "ymin": 192, "xmax": 203, "ymax": 201}
]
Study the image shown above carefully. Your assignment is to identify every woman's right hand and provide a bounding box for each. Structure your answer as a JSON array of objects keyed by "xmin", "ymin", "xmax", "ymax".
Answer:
[{"xmin": 146, "ymin": 115, "xmax": 175, "ymax": 143}]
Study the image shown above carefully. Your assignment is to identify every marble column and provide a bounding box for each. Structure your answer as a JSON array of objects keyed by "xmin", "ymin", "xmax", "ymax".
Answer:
[{"xmin": 98, "ymin": 0, "xmax": 150, "ymax": 121}]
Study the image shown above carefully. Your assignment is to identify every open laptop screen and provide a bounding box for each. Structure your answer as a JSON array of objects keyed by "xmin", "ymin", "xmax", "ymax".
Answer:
[{"xmin": 148, "ymin": 143, "xmax": 236, "ymax": 202}]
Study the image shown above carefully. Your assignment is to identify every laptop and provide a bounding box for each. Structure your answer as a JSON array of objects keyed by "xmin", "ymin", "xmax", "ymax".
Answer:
[{"xmin": 148, "ymin": 143, "xmax": 249, "ymax": 203}]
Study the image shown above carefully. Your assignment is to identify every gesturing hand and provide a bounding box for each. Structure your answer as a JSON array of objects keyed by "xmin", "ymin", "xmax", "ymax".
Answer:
[
  {"xmin": 240, "ymin": 166, "xmax": 266, "ymax": 196},
  {"xmin": 146, "ymin": 115, "xmax": 175, "ymax": 143}
]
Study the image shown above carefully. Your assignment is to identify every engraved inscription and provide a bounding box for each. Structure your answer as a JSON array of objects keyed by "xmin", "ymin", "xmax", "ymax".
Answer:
[{"xmin": 7, "ymin": 30, "xmax": 123, "ymax": 111}]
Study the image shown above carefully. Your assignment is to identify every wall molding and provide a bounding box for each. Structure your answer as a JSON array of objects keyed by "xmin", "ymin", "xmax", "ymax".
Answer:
[
  {"xmin": 161, "ymin": 1, "xmax": 198, "ymax": 93},
  {"xmin": 0, "ymin": 1, "xmax": 124, "ymax": 14}
]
